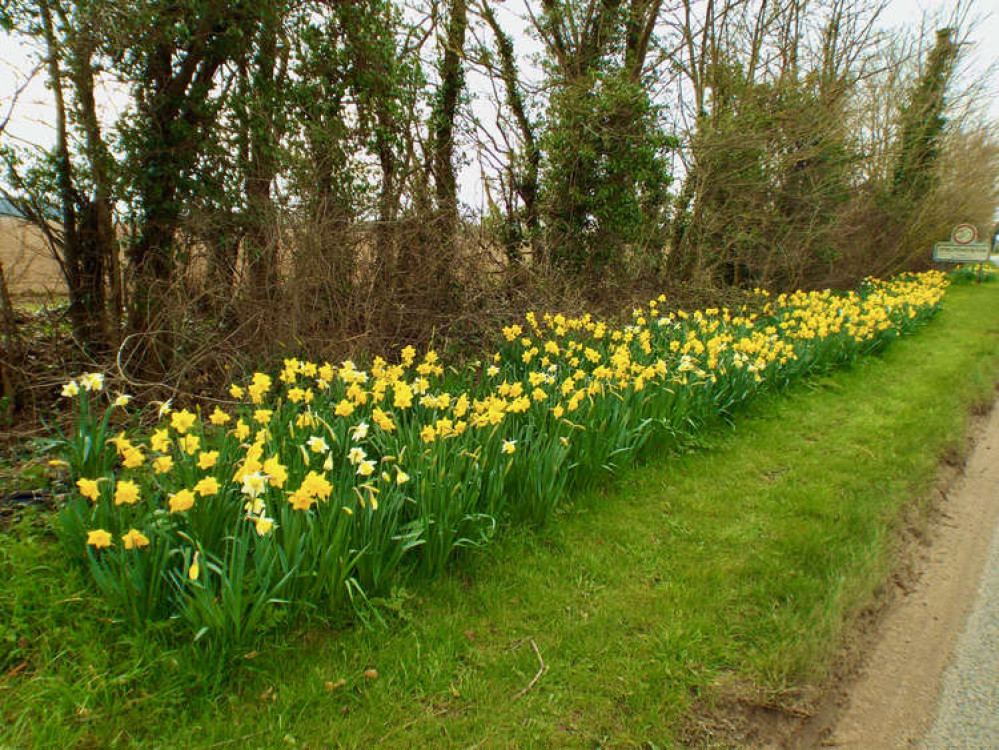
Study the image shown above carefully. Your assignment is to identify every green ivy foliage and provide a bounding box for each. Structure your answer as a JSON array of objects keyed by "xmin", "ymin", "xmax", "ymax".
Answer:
[{"xmin": 541, "ymin": 70, "xmax": 676, "ymax": 276}]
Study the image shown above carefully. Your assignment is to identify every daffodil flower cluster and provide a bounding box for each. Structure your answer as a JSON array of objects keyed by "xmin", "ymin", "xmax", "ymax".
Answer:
[{"xmin": 56, "ymin": 271, "xmax": 948, "ymax": 646}]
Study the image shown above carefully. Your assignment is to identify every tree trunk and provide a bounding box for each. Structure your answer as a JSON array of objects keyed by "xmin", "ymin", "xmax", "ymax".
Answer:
[
  {"xmin": 39, "ymin": 0, "xmax": 88, "ymax": 348},
  {"xmin": 68, "ymin": 23, "xmax": 115, "ymax": 350},
  {"xmin": 0, "ymin": 262, "xmax": 25, "ymax": 419},
  {"xmin": 431, "ymin": 0, "xmax": 468, "ymax": 255},
  {"xmin": 243, "ymin": 8, "xmax": 284, "ymax": 302},
  {"xmin": 481, "ymin": 0, "xmax": 540, "ymax": 262},
  {"xmin": 126, "ymin": 12, "xmax": 236, "ymax": 375}
]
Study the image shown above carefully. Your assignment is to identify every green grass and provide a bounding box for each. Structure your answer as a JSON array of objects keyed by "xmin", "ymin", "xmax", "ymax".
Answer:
[{"xmin": 2, "ymin": 283, "xmax": 998, "ymax": 749}]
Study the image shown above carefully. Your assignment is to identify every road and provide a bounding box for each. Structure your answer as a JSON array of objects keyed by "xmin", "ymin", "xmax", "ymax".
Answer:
[{"xmin": 920, "ymin": 493, "xmax": 999, "ymax": 748}]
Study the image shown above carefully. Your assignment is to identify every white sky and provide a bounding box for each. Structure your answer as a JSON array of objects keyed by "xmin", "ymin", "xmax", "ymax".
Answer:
[{"xmin": 1, "ymin": 0, "xmax": 996, "ymax": 210}]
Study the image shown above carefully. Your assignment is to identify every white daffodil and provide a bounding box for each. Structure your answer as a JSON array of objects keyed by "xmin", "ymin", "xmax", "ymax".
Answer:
[
  {"xmin": 80, "ymin": 372, "xmax": 104, "ymax": 392},
  {"xmin": 307, "ymin": 435, "xmax": 329, "ymax": 454},
  {"xmin": 350, "ymin": 421, "xmax": 370, "ymax": 441},
  {"xmin": 241, "ymin": 471, "xmax": 269, "ymax": 499}
]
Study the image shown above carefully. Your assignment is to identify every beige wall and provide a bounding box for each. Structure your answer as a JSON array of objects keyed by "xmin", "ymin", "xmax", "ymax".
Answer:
[{"xmin": 0, "ymin": 217, "xmax": 65, "ymax": 297}]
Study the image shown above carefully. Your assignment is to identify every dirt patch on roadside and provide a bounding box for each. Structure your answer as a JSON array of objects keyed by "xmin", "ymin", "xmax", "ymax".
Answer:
[{"xmin": 681, "ymin": 389, "xmax": 999, "ymax": 749}]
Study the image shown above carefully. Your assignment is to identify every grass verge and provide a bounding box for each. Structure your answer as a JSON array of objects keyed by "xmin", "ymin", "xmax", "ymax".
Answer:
[{"xmin": 2, "ymin": 283, "xmax": 998, "ymax": 749}]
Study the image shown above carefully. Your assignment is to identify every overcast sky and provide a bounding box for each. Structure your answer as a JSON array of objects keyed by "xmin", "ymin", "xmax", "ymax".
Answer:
[{"xmin": 1, "ymin": 0, "xmax": 996, "ymax": 211}]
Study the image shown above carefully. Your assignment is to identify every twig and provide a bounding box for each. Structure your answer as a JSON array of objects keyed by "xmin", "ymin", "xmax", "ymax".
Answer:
[
  {"xmin": 511, "ymin": 637, "xmax": 545, "ymax": 700},
  {"xmin": 0, "ymin": 63, "xmax": 41, "ymax": 138}
]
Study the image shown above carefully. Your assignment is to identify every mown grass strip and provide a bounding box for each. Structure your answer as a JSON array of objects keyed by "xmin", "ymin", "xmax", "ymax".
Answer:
[{"xmin": 3, "ymin": 282, "xmax": 998, "ymax": 748}]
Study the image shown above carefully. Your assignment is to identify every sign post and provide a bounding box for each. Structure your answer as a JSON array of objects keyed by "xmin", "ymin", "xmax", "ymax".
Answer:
[{"xmin": 933, "ymin": 224, "xmax": 993, "ymax": 281}]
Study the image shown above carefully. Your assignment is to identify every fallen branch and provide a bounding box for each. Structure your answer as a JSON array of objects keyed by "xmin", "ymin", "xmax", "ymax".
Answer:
[{"xmin": 512, "ymin": 637, "xmax": 545, "ymax": 700}]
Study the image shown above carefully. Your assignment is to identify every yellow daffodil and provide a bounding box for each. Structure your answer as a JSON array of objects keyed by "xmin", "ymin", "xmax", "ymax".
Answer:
[
  {"xmin": 77, "ymin": 477, "xmax": 100, "ymax": 501},
  {"xmin": 150, "ymin": 428, "xmax": 171, "ymax": 453},
  {"xmin": 194, "ymin": 477, "xmax": 220, "ymax": 497},
  {"xmin": 171, "ymin": 409, "xmax": 197, "ymax": 434},
  {"xmin": 372, "ymin": 408, "xmax": 396, "ymax": 432},
  {"xmin": 233, "ymin": 419, "xmax": 250, "ymax": 441},
  {"xmin": 179, "ymin": 434, "xmax": 200, "ymax": 455},
  {"xmin": 122, "ymin": 445, "xmax": 145, "ymax": 469},
  {"xmin": 253, "ymin": 515, "xmax": 274, "ymax": 535},
  {"xmin": 110, "ymin": 431, "xmax": 131, "ymax": 453},
  {"xmin": 263, "ymin": 456, "xmax": 288, "ymax": 488},
  {"xmin": 86, "ymin": 529, "xmax": 112, "ymax": 548},
  {"xmin": 393, "ymin": 382, "xmax": 413, "ymax": 409},
  {"xmin": 288, "ymin": 488, "xmax": 314, "ymax": 511},
  {"xmin": 168, "ymin": 489, "xmax": 196, "ymax": 513},
  {"xmin": 209, "ymin": 407, "xmax": 231, "ymax": 426},
  {"xmin": 301, "ymin": 470, "xmax": 333, "ymax": 501},
  {"xmin": 114, "ymin": 479, "xmax": 140, "ymax": 506},
  {"xmin": 153, "ymin": 455, "xmax": 174, "ymax": 474},
  {"xmin": 121, "ymin": 528, "xmax": 150, "ymax": 550},
  {"xmin": 198, "ymin": 451, "xmax": 219, "ymax": 470},
  {"xmin": 61, "ymin": 380, "xmax": 80, "ymax": 397}
]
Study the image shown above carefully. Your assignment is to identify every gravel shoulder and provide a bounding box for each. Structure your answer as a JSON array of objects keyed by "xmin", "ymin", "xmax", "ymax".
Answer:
[
  {"xmin": 818, "ymin": 398, "xmax": 999, "ymax": 748},
  {"xmin": 920, "ymin": 482, "xmax": 999, "ymax": 748}
]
